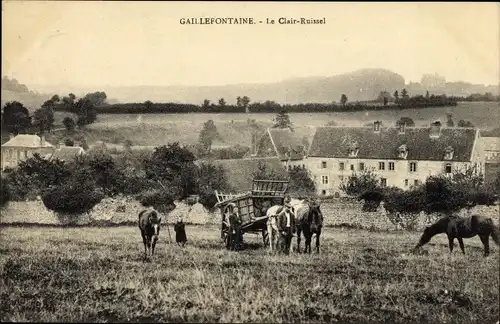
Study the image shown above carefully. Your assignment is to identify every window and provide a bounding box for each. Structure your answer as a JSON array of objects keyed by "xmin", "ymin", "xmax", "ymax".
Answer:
[
  {"xmin": 321, "ymin": 175, "xmax": 329, "ymax": 185},
  {"xmin": 388, "ymin": 162, "xmax": 395, "ymax": 171},
  {"xmin": 339, "ymin": 162, "xmax": 345, "ymax": 171},
  {"xmin": 409, "ymin": 162, "xmax": 417, "ymax": 172},
  {"xmin": 321, "ymin": 190, "xmax": 327, "ymax": 196},
  {"xmin": 350, "ymin": 164, "xmax": 354, "ymax": 171},
  {"xmin": 398, "ymin": 144, "xmax": 408, "ymax": 159},
  {"xmin": 359, "ymin": 162, "xmax": 365, "ymax": 171},
  {"xmin": 414, "ymin": 179, "xmax": 420, "ymax": 186},
  {"xmin": 338, "ymin": 175, "xmax": 344, "ymax": 181},
  {"xmin": 380, "ymin": 178, "xmax": 387, "ymax": 187},
  {"xmin": 321, "ymin": 161, "xmax": 327, "ymax": 168},
  {"xmin": 302, "ymin": 164, "xmax": 305, "ymax": 169},
  {"xmin": 445, "ymin": 163, "xmax": 452, "ymax": 174},
  {"xmin": 379, "ymin": 162, "xmax": 385, "ymax": 170},
  {"xmin": 404, "ymin": 179, "xmax": 409, "ymax": 187}
]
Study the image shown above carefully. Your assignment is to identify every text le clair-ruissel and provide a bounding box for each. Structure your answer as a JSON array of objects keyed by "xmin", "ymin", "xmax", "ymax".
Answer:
[{"xmin": 179, "ymin": 17, "xmax": 326, "ymax": 25}]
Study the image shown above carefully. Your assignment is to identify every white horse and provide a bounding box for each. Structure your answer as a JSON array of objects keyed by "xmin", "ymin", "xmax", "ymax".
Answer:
[{"xmin": 266, "ymin": 203, "xmax": 296, "ymax": 253}]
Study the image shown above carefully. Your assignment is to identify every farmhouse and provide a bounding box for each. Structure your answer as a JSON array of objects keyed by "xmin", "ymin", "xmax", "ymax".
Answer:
[
  {"xmin": 306, "ymin": 121, "xmax": 485, "ymax": 196},
  {"xmin": 255, "ymin": 127, "xmax": 315, "ymax": 170},
  {"xmin": 1, "ymin": 134, "xmax": 55, "ymax": 170},
  {"xmin": 50, "ymin": 146, "xmax": 86, "ymax": 162}
]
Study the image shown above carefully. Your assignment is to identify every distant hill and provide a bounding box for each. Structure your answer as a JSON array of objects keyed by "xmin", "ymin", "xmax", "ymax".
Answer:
[{"xmin": 1, "ymin": 77, "xmax": 52, "ymax": 111}]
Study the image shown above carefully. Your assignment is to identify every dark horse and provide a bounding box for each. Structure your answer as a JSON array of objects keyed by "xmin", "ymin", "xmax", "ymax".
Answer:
[
  {"xmin": 294, "ymin": 198, "xmax": 324, "ymax": 254},
  {"xmin": 413, "ymin": 215, "xmax": 500, "ymax": 257},
  {"xmin": 138, "ymin": 209, "xmax": 162, "ymax": 257}
]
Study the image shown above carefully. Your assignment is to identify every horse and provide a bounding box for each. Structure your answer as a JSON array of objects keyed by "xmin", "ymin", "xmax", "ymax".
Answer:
[
  {"xmin": 266, "ymin": 204, "xmax": 296, "ymax": 254},
  {"xmin": 174, "ymin": 216, "xmax": 187, "ymax": 247},
  {"xmin": 225, "ymin": 203, "xmax": 243, "ymax": 251},
  {"xmin": 413, "ymin": 215, "xmax": 500, "ymax": 257},
  {"xmin": 138, "ymin": 208, "xmax": 162, "ymax": 257},
  {"xmin": 292, "ymin": 198, "xmax": 324, "ymax": 254}
]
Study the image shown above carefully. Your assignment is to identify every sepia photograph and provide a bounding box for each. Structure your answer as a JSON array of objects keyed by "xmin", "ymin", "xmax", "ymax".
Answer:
[{"xmin": 1, "ymin": 1, "xmax": 499, "ymax": 323}]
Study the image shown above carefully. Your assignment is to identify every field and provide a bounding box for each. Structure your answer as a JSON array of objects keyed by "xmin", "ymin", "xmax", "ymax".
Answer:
[
  {"xmin": 1, "ymin": 225, "xmax": 499, "ymax": 323},
  {"xmin": 51, "ymin": 101, "xmax": 500, "ymax": 149}
]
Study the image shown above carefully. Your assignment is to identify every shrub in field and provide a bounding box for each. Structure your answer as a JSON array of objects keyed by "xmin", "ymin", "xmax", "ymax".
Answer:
[
  {"xmin": 383, "ymin": 186, "xmax": 425, "ymax": 230},
  {"xmin": 196, "ymin": 162, "xmax": 231, "ymax": 210},
  {"xmin": 4, "ymin": 154, "xmax": 72, "ymax": 201},
  {"xmin": 287, "ymin": 166, "xmax": 316, "ymax": 197},
  {"xmin": 136, "ymin": 189, "xmax": 176, "ymax": 214},
  {"xmin": 42, "ymin": 179, "xmax": 104, "ymax": 214}
]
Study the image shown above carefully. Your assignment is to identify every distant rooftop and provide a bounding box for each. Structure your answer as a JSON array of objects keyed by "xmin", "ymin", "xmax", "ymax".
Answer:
[{"xmin": 1, "ymin": 134, "xmax": 53, "ymax": 148}]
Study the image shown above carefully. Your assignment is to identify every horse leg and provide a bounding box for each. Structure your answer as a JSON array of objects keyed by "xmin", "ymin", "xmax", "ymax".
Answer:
[
  {"xmin": 305, "ymin": 234, "xmax": 312, "ymax": 254},
  {"xmin": 152, "ymin": 236, "xmax": 158, "ymax": 256},
  {"xmin": 141, "ymin": 232, "xmax": 148, "ymax": 256},
  {"xmin": 479, "ymin": 235, "xmax": 490, "ymax": 257},
  {"xmin": 448, "ymin": 235, "xmax": 455, "ymax": 254},
  {"xmin": 315, "ymin": 231, "xmax": 321, "ymax": 254},
  {"xmin": 457, "ymin": 237, "xmax": 465, "ymax": 255},
  {"xmin": 296, "ymin": 228, "xmax": 302, "ymax": 254}
]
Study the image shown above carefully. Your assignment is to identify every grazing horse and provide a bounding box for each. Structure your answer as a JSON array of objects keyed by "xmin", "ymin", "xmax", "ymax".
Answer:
[
  {"xmin": 266, "ymin": 204, "xmax": 296, "ymax": 254},
  {"xmin": 413, "ymin": 215, "xmax": 500, "ymax": 257},
  {"xmin": 174, "ymin": 216, "xmax": 187, "ymax": 247},
  {"xmin": 292, "ymin": 198, "xmax": 324, "ymax": 254},
  {"xmin": 225, "ymin": 203, "xmax": 243, "ymax": 251},
  {"xmin": 138, "ymin": 208, "xmax": 162, "ymax": 257}
]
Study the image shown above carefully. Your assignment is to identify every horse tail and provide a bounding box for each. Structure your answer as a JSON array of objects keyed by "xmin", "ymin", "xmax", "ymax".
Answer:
[{"xmin": 489, "ymin": 219, "xmax": 500, "ymax": 246}]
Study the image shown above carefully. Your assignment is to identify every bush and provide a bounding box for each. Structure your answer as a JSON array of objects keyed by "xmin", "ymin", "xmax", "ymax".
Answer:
[
  {"xmin": 383, "ymin": 186, "xmax": 425, "ymax": 230},
  {"xmin": 42, "ymin": 180, "xmax": 104, "ymax": 214},
  {"xmin": 136, "ymin": 189, "xmax": 176, "ymax": 214}
]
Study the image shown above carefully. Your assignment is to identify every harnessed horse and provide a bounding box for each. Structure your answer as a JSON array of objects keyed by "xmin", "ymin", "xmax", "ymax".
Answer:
[
  {"xmin": 291, "ymin": 198, "xmax": 324, "ymax": 254},
  {"xmin": 266, "ymin": 204, "xmax": 296, "ymax": 254},
  {"xmin": 138, "ymin": 208, "xmax": 162, "ymax": 257}
]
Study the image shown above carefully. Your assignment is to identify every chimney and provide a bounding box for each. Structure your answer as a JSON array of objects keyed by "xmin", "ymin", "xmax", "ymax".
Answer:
[
  {"xmin": 429, "ymin": 121, "xmax": 442, "ymax": 138},
  {"xmin": 399, "ymin": 122, "xmax": 406, "ymax": 134},
  {"xmin": 40, "ymin": 135, "xmax": 46, "ymax": 146},
  {"xmin": 373, "ymin": 121, "xmax": 381, "ymax": 132}
]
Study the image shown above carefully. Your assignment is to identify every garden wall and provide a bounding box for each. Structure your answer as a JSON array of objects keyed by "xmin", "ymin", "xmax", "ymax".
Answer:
[{"xmin": 1, "ymin": 197, "xmax": 498, "ymax": 232}]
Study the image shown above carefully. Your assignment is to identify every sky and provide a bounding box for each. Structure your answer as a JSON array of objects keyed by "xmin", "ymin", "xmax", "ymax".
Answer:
[{"xmin": 2, "ymin": 1, "xmax": 499, "ymax": 89}]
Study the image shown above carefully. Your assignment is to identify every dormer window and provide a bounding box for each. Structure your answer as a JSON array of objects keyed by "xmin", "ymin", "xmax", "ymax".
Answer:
[
  {"xmin": 444, "ymin": 146, "xmax": 454, "ymax": 160},
  {"xmin": 373, "ymin": 121, "xmax": 381, "ymax": 132},
  {"xmin": 398, "ymin": 144, "xmax": 408, "ymax": 159},
  {"xmin": 348, "ymin": 140, "xmax": 359, "ymax": 157}
]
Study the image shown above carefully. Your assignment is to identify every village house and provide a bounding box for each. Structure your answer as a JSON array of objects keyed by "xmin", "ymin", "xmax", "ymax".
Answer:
[
  {"xmin": 49, "ymin": 145, "xmax": 86, "ymax": 162},
  {"xmin": 255, "ymin": 127, "xmax": 315, "ymax": 170},
  {"xmin": 306, "ymin": 121, "xmax": 485, "ymax": 196},
  {"xmin": 1, "ymin": 134, "xmax": 55, "ymax": 170}
]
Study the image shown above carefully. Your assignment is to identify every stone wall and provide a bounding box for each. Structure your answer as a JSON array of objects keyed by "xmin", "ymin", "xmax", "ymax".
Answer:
[{"xmin": 1, "ymin": 197, "xmax": 498, "ymax": 232}]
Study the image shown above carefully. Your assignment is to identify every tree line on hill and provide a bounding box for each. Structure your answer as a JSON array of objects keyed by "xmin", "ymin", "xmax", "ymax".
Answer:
[
  {"xmin": 339, "ymin": 168, "xmax": 499, "ymax": 230},
  {"xmin": 0, "ymin": 142, "xmax": 316, "ymax": 216},
  {"xmin": 50, "ymin": 89, "xmax": 464, "ymax": 115},
  {"xmin": 1, "ymin": 92, "xmax": 105, "ymax": 136}
]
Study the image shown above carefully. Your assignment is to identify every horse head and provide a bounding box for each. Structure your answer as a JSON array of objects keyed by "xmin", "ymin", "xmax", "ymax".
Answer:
[{"xmin": 148, "ymin": 211, "xmax": 162, "ymax": 236}]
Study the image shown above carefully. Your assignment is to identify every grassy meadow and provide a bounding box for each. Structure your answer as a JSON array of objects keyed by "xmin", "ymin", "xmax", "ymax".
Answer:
[
  {"xmin": 1, "ymin": 225, "xmax": 498, "ymax": 323},
  {"xmin": 51, "ymin": 101, "xmax": 500, "ymax": 149}
]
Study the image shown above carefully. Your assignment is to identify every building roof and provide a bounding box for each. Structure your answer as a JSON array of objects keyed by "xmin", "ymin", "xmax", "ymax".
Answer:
[
  {"xmin": 267, "ymin": 127, "xmax": 315, "ymax": 161},
  {"xmin": 481, "ymin": 137, "xmax": 500, "ymax": 152},
  {"xmin": 308, "ymin": 125, "xmax": 478, "ymax": 162},
  {"xmin": 50, "ymin": 146, "xmax": 85, "ymax": 162},
  {"xmin": 1, "ymin": 134, "xmax": 53, "ymax": 148},
  {"xmin": 196, "ymin": 157, "xmax": 288, "ymax": 192}
]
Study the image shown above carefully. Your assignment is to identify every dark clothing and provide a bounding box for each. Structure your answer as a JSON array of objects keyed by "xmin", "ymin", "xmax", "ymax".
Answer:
[{"xmin": 174, "ymin": 222, "xmax": 187, "ymax": 245}]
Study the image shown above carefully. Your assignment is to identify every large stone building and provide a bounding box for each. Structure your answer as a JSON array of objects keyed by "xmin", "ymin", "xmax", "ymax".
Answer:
[
  {"xmin": 1, "ymin": 134, "xmax": 55, "ymax": 170},
  {"xmin": 305, "ymin": 121, "xmax": 485, "ymax": 196}
]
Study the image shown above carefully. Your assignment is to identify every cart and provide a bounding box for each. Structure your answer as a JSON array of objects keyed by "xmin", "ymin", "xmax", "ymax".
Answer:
[{"xmin": 215, "ymin": 179, "xmax": 290, "ymax": 250}]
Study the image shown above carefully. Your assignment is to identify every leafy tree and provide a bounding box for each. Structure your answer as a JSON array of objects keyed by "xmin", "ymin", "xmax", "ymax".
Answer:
[
  {"xmin": 401, "ymin": 88, "xmax": 409, "ymax": 99},
  {"xmin": 144, "ymin": 100, "xmax": 153, "ymax": 111},
  {"xmin": 1, "ymin": 177, "xmax": 11, "ymax": 207},
  {"xmin": 287, "ymin": 166, "xmax": 316, "ymax": 197},
  {"xmin": 393, "ymin": 90, "xmax": 399, "ymax": 103},
  {"xmin": 377, "ymin": 91, "xmax": 392, "ymax": 104},
  {"xmin": 458, "ymin": 119, "xmax": 474, "ymax": 128},
  {"xmin": 32, "ymin": 99, "xmax": 55, "ymax": 133},
  {"xmin": 237, "ymin": 96, "xmax": 251, "ymax": 112},
  {"xmin": 202, "ymin": 99, "xmax": 211, "ymax": 109},
  {"xmin": 446, "ymin": 113, "xmax": 454, "ymax": 127},
  {"xmin": 62, "ymin": 117, "xmax": 75, "ymax": 132},
  {"xmin": 83, "ymin": 91, "xmax": 107, "ymax": 106},
  {"xmin": 396, "ymin": 117, "xmax": 415, "ymax": 127},
  {"xmin": 143, "ymin": 143, "xmax": 198, "ymax": 200},
  {"xmin": 196, "ymin": 162, "xmax": 231, "ymax": 209},
  {"xmin": 2, "ymin": 101, "xmax": 32, "ymax": 135},
  {"xmin": 218, "ymin": 98, "xmax": 226, "ymax": 107},
  {"xmin": 42, "ymin": 178, "xmax": 104, "ymax": 214},
  {"xmin": 198, "ymin": 120, "xmax": 220, "ymax": 153},
  {"xmin": 340, "ymin": 94, "xmax": 348, "ymax": 107},
  {"xmin": 339, "ymin": 169, "xmax": 379, "ymax": 198},
  {"xmin": 273, "ymin": 109, "xmax": 293, "ymax": 130},
  {"xmin": 382, "ymin": 186, "xmax": 426, "ymax": 230},
  {"xmin": 137, "ymin": 189, "xmax": 176, "ymax": 214},
  {"xmin": 74, "ymin": 97, "xmax": 97, "ymax": 127}
]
